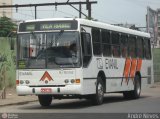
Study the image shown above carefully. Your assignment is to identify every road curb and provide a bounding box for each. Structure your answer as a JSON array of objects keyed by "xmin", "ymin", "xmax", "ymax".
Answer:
[{"xmin": 0, "ymin": 100, "xmax": 38, "ymax": 107}]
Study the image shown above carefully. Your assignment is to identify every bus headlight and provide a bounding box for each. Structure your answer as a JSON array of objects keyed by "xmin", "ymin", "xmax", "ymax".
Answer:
[
  {"xmin": 25, "ymin": 80, "xmax": 30, "ymax": 84},
  {"xmin": 70, "ymin": 79, "xmax": 75, "ymax": 83},
  {"xmin": 20, "ymin": 80, "xmax": 24, "ymax": 84},
  {"xmin": 64, "ymin": 79, "xmax": 69, "ymax": 84}
]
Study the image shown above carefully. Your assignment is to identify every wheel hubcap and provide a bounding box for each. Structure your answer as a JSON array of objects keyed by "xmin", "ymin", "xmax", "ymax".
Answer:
[
  {"xmin": 136, "ymin": 81, "xmax": 141, "ymax": 95},
  {"xmin": 98, "ymin": 83, "xmax": 104, "ymax": 100}
]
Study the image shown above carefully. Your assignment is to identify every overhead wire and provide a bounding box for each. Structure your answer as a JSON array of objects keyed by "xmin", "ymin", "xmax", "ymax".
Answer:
[
  {"xmin": 78, "ymin": 2, "xmax": 121, "ymax": 24},
  {"xmin": 12, "ymin": 8, "xmax": 77, "ymax": 20},
  {"xmin": 30, "ymin": 6, "xmax": 34, "ymax": 18}
]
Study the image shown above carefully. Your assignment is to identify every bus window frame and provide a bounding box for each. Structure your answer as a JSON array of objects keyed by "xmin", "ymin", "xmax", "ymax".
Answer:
[
  {"xmin": 136, "ymin": 36, "xmax": 144, "ymax": 59},
  {"xmin": 101, "ymin": 29, "xmax": 112, "ymax": 57},
  {"xmin": 91, "ymin": 28, "xmax": 102, "ymax": 56},
  {"xmin": 128, "ymin": 35, "xmax": 137, "ymax": 58},
  {"xmin": 111, "ymin": 31, "xmax": 121, "ymax": 58},
  {"xmin": 81, "ymin": 32, "xmax": 92, "ymax": 68},
  {"xmin": 143, "ymin": 38, "xmax": 152, "ymax": 60},
  {"xmin": 120, "ymin": 33, "xmax": 128, "ymax": 58}
]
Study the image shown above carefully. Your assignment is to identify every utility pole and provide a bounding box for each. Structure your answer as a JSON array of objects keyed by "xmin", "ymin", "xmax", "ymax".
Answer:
[
  {"xmin": 86, "ymin": 0, "xmax": 92, "ymax": 19},
  {"xmin": 0, "ymin": 1, "xmax": 97, "ymax": 20},
  {"xmin": 35, "ymin": 6, "xmax": 37, "ymax": 19},
  {"xmin": 79, "ymin": 2, "xmax": 82, "ymax": 18}
]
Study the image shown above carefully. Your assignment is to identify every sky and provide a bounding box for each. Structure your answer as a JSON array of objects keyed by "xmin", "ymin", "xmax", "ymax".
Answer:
[{"xmin": 12, "ymin": 0, "xmax": 160, "ymax": 27}]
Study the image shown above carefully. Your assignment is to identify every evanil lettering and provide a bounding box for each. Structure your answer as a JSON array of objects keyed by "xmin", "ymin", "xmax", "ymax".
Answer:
[{"xmin": 105, "ymin": 59, "xmax": 118, "ymax": 69}]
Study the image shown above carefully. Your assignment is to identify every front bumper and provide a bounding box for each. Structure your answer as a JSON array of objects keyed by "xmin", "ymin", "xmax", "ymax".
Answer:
[{"xmin": 16, "ymin": 85, "xmax": 82, "ymax": 95}]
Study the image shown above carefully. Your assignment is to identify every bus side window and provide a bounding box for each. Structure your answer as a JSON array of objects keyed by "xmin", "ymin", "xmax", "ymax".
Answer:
[
  {"xmin": 92, "ymin": 28, "xmax": 101, "ymax": 56},
  {"xmin": 111, "ymin": 32, "xmax": 120, "ymax": 57},
  {"xmin": 136, "ymin": 37, "xmax": 144, "ymax": 58},
  {"xmin": 120, "ymin": 34, "xmax": 128, "ymax": 58},
  {"xmin": 81, "ymin": 32, "xmax": 92, "ymax": 67},
  {"xmin": 144, "ymin": 38, "xmax": 151, "ymax": 59},
  {"xmin": 102, "ymin": 30, "xmax": 111, "ymax": 56},
  {"xmin": 128, "ymin": 36, "xmax": 136, "ymax": 58}
]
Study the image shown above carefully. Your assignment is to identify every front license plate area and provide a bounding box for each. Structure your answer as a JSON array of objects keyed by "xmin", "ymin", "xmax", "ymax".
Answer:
[{"xmin": 41, "ymin": 88, "xmax": 52, "ymax": 93}]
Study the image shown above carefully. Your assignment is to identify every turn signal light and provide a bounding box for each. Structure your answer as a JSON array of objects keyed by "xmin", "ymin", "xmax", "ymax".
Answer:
[
  {"xmin": 16, "ymin": 80, "xmax": 19, "ymax": 85},
  {"xmin": 75, "ymin": 79, "xmax": 80, "ymax": 84}
]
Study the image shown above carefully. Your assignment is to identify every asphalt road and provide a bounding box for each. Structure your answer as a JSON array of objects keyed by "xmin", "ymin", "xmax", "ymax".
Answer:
[{"xmin": 0, "ymin": 85, "xmax": 160, "ymax": 119}]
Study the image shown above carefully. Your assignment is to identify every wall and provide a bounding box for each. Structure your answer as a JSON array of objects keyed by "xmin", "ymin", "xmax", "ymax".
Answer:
[
  {"xmin": 0, "ymin": 37, "xmax": 16, "ymax": 89},
  {"xmin": 153, "ymin": 48, "xmax": 160, "ymax": 82}
]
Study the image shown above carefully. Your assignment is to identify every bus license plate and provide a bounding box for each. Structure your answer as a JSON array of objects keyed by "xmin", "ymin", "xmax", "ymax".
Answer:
[{"xmin": 41, "ymin": 88, "xmax": 52, "ymax": 93}]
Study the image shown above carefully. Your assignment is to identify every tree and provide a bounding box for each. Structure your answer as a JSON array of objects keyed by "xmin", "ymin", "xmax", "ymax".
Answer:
[{"xmin": 0, "ymin": 17, "xmax": 17, "ymax": 37}]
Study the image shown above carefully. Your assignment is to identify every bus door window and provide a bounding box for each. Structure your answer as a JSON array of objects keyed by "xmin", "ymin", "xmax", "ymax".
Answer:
[{"xmin": 81, "ymin": 32, "xmax": 92, "ymax": 67}]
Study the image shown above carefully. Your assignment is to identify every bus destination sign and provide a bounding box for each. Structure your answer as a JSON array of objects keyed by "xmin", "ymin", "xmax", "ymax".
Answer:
[
  {"xmin": 40, "ymin": 23, "xmax": 71, "ymax": 30},
  {"xmin": 26, "ymin": 24, "xmax": 35, "ymax": 31},
  {"xmin": 19, "ymin": 20, "xmax": 78, "ymax": 32}
]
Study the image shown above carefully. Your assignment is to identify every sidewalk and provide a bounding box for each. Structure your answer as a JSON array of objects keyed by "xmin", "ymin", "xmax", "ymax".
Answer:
[
  {"xmin": 0, "ymin": 87, "xmax": 37, "ymax": 107},
  {"xmin": 0, "ymin": 82, "xmax": 160, "ymax": 107}
]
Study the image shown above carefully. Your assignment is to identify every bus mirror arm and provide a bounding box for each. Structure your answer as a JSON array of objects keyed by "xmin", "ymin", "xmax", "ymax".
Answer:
[{"xmin": 81, "ymin": 27, "xmax": 86, "ymax": 33}]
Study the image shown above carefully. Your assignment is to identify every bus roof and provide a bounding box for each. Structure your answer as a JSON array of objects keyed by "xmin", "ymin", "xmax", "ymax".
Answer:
[{"xmin": 20, "ymin": 18, "xmax": 150, "ymax": 38}]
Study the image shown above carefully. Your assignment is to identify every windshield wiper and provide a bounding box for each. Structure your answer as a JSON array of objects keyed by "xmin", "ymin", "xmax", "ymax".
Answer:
[{"xmin": 31, "ymin": 31, "xmax": 37, "ymax": 40}]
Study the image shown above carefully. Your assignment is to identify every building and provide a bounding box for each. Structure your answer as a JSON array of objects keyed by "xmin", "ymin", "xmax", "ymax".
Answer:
[
  {"xmin": 0, "ymin": 0, "xmax": 12, "ymax": 18},
  {"xmin": 158, "ymin": 9, "xmax": 160, "ymax": 47},
  {"xmin": 147, "ymin": 7, "xmax": 160, "ymax": 48}
]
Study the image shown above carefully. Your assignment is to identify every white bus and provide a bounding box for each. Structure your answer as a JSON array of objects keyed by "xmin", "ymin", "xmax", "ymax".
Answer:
[{"xmin": 16, "ymin": 18, "xmax": 153, "ymax": 106}]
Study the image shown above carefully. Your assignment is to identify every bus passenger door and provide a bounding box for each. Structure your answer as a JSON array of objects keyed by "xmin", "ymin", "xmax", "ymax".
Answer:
[
  {"xmin": 81, "ymin": 27, "xmax": 92, "ymax": 68},
  {"xmin": 81, "ymin": 26, "xmax": 96, "ymax": 94}
]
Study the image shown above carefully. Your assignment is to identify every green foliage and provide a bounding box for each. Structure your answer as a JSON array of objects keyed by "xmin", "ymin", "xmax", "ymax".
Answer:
[{"xmin": 0, "ymin": 17, "xmax": 17, "ymax": 37}]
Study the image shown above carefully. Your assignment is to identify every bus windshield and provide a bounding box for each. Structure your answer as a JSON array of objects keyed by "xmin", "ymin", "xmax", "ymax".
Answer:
[{"xmin": 17, "ymin": 31, "xmax": 80, "ymax": 69}]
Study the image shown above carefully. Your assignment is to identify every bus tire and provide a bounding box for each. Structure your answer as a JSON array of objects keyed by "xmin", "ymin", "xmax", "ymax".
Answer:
[
  {"xmin": 38, "ymin": 95, "xmax": 52, "ymax": 107},
  {"xmin": 123, "ymin": 75, "xmax": 141, "ymax": 99},
  {"xmin": 132, "ymin": 75, "xmax": 141, "ymax": 99},
  {"xmin": 92, "ymin": 77, "xmax": 104, "ymax": 105}
]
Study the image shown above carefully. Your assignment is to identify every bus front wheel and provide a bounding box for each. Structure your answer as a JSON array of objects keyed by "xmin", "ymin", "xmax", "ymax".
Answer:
[
  {"xmin": 92, "ymin": 77, "xmax": 104, "ymax": 105},
  {"xmin": 38, "ymin": 95, "xmax": 52, "ymax": 107}
]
